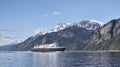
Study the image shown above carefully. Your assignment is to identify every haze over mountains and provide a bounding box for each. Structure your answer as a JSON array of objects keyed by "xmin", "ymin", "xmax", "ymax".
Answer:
[
  {"xmin": 0, "ymin": 34, "xmax": 21, "ymax": 46},
  {"xmin": 0, "ymin": 34, "xmax": 21, "ymax": 51}
]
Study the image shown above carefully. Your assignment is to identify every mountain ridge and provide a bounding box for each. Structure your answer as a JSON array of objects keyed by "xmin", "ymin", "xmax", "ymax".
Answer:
[
  {"xmin": 10, "ymin": 18, "xmax": 120, "ymax": 51},
  {"xmin": 84, "ymin": 18, "xmax": 120, "ymax": 50},
  {"xmin": 11, "ymin": 20, "xmax": 103, "ymax": 51}
]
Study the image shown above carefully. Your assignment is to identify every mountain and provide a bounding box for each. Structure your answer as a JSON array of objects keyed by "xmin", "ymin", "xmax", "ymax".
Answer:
[
  {"xmin": 76, "ymin": 20, "xmax": 102, "ymax": 30},
  {"xmin": 11, "ymin": 20, "xmax": 103, "ymax": 51},
  {"xmin": 0, "ymin": 34, "xmax": 21, "ymax": 50},
  {"xmin": 84, "ymin": 18, "xmax": 120, "ymax": 50},
  {"xmin": 49, "ymin": 20, "xmax": 104, "ymax": 33},
  {"xmin": 48, "ymin": 23, "xmax": 72, "ymax": 33},
  {"xmin": 89, "ymin": 20, "xmax": 104, "ymax": 26},
  {"xmin": 0, "ymin": 44, "xmax": 17, "ymax": 51},
  {"xmin": 0, "ymin": 34, "xmax": 21, "ymax": 46}
]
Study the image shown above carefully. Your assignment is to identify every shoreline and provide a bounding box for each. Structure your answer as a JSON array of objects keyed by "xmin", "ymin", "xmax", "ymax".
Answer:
[
  {"xmin": 0, "ymin": 50, "xmax": 120, "ymax": 53},
  {"xmin": 64, "ymin": 50, "xmax": 120, "ymax": 52}
]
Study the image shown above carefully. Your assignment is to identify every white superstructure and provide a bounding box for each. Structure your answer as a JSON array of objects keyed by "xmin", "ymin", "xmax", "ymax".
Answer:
[{"xmin": 33, "ymin": 42, "xmax": 59, "ymax": 48}]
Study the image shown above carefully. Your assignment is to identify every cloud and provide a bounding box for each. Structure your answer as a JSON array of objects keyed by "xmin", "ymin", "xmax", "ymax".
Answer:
[
  {"xmin": 41, "ymin": 11, "xmax": 61, "ymax": 17},
  {"xmin": 0, "ymin": 34, "xmax": 21, "ymax": 46},
  {"xmin": 0, "ymin": 29, "xmax": 16, "ymax": 32},
  {"xmin": 41, "ymin": 13, "xmax": 48, "ymax": 17},
  {"xmin": 0, "ymin": 34, "xmax": 14, "ymax": 39},
  {"xmin": 53, "ymin": 11, "xmax": 61, "ymax": 16}
]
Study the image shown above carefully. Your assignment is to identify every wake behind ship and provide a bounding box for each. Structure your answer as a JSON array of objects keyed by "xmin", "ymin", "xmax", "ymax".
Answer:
[{"xmin": 31, "ymin": 42, "xmax": 65, "ymax": 52}]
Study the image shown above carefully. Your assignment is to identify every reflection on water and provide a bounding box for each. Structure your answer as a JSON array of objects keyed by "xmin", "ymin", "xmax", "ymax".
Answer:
[
  {"xmin": 0, "ymin": 51, "xmax": 33, "ymax": 67},
  {"xmin": 0, "ymin": 51, "xmax": 120, "ymax": 67}
]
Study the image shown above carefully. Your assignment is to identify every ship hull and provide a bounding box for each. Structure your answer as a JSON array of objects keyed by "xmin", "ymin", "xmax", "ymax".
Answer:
[{"xmin": 31, "ymin": 47, "xmax": 65, "ymax": 52}]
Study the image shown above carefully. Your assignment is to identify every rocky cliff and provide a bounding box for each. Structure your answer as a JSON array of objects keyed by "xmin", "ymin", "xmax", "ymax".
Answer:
[{"xmin": 84, "ymin": 18, "xmax": 120, "ymax": 50}]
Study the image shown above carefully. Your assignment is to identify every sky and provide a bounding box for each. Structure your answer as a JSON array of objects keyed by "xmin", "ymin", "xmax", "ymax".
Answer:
[{"xmin": 0, "ymin": 0, "xmax": 120, "ymax": 40}]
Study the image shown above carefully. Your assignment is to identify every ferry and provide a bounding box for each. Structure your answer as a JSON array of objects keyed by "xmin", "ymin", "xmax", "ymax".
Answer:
[{"xmin": 31, "ymin": 42, "xmax": 65, "ymax": 52}]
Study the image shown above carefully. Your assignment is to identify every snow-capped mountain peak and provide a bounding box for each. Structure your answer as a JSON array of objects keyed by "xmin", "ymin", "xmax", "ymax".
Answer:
[
  {"xmin": 75, "ymin": 20, "xmax": 104, "ymax": 30},
  {"xmin": 33, "ymin": 29, "xmax": 46, "ymax": 38},
  {"xmin": 48, "ymin": 20, "xmax": 104, "ymax": 33},
  {"xmin": 32, "ymin": 20, "xmax": 104, "ymax": 37},
  {"xmin": 90, "ymin": 20, "xmax": 105, "ymax": 26},
  {"xmin": 48, "ymin": 23, "xmax": 72, "ymax": 33}
]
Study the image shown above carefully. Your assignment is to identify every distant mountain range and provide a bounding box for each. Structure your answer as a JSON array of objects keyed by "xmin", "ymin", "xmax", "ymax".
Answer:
[
  {"xmin": 0, "ymin": 43, "xmax": 17, "ymax": 51},
  {"xmin": 49, "ymin": 20, "xmax": 104, "ymax": 33},
  {"xmin": 3, "ymin": 18, "xmax": 120, "ymax": 51},
  {"xmin": 10, "ymin": 20, "xmax": 104, "ymax": 51},
  {"xmin": 0, "ymin": 34, "xmax": 21, "ymax": 51},
  {"xmin": 0, "ymin": 34, "xmax": 21, "ymax": 46}
]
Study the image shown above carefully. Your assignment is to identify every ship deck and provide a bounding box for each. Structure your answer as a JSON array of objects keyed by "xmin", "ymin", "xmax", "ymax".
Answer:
[{"xmin": 31, "ymin": 47, "xmax": 65, "ymax": 52}]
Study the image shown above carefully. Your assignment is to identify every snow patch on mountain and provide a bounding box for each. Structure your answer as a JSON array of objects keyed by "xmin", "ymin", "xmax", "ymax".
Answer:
[
  {"xmin": 48, "ymin": 23, "xmax": 72, "ymax": 33},
  {"xmin": 76, "ymin": 20, "xmax": 103, "ymax": 30},
  {"xmin": 48, "ymin": 20, "xmax": 104, "ymax": 32},
  {"xmin": 33, "ymin": 20, "xmax": 104, "ymax": 37},
  {"xmin": 90, "ymin": 20, "xmax": 105, "ymax": 26},
  {"xmin": 33, "ymin": 29, "xmax": 46, "ymax": 38}
]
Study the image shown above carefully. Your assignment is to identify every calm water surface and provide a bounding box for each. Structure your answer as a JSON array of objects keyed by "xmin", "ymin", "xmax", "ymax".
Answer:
[{"xmin": 0, "ymin": 51, "xmax": 120, "ymax": 67}]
